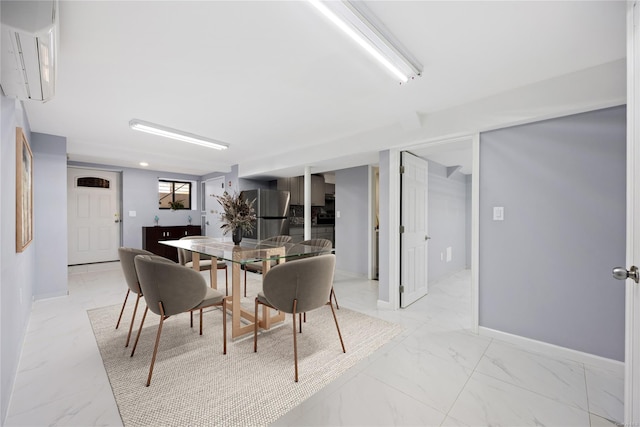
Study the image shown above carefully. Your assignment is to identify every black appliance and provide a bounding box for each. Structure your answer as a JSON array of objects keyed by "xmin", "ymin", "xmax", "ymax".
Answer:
[{"xmin": 241, "ymin": 189, "xmax": 290, "ymax": 241}]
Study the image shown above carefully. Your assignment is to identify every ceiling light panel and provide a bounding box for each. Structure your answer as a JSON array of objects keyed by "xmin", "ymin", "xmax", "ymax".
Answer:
[
  {"xmin": 308, "ymin": 0, "xmax": 421, "ymax": 83},
  {"xmin": 129, "ymin": 119, "xmax": 229, "ymax": 150}
]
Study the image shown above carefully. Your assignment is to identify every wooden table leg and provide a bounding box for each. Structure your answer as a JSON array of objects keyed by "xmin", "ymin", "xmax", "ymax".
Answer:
[
  {"xmin": 210, "ymin": 256, "xmax": 218, "ymax": 290},
  {"xmin": 232, "ymin": 261, "xmax": 241, "ymax": 337}
]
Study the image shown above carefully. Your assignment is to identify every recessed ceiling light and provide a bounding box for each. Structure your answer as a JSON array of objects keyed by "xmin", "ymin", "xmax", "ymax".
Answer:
[
  {"xmin": 139, "ymin": 162, "xmax": 149, "ymax": 167},
  {"xmin": 129, "ymin": 119, "xmax": 229, "ymax": 150}
]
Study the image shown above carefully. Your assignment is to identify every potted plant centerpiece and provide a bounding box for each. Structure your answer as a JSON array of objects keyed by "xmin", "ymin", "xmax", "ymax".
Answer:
[{"xmin": 212, "ymin": 191, "xmax": 257, "ymax": 245}]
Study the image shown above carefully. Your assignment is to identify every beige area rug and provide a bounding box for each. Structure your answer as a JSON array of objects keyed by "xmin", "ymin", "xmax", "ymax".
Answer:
[{"xmin": 88, "ymin": 283, "xmax": 402, "ymax": 426}]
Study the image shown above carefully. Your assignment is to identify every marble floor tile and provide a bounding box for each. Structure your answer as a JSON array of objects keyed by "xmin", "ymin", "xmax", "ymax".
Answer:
[
  {"xmin": 590, "ymin": 412, "xmax": 623, "ymax": 427},
  {"xmin": 362, "ymin": 341, "xmax": 472, "ymax": 414},
  {"xmin": 448, "ymin": 372, "xmax": 591, "ymax": 427},
  {"xmin": 475, "ymin": 340, "xmax": 589, "ymax": 411},
  {"xmin": 585, "ymin": 362, "xmax": 625, "ymax": 424},
  {"xmin": 400, "ymin": 325, "xmax": 492, "ymax": 370},
  {"xmin": 273, "ymin": 373, "xmax": 446, "ymax": 426}
]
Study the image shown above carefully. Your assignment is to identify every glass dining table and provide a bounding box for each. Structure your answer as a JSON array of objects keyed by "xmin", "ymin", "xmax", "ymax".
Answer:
[{"xmin": 160, "ymin": 238, "xmax": 331, "ymax": 339}]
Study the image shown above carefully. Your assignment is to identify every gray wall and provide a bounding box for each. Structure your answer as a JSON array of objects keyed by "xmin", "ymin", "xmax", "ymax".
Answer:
[
  {"xmin": 335, "ymin": 165, "xmax": 370, "ymax": 276},
  {"xmin": 426, "ymin": 161, "xmax": 469, "ymax": 283},
  {"xmin": 1, "ymin": 96, "xmax": 35, "ymax": 423},
  {"xmin": 32, "ymin": 133, "xmax": 68, "ymax": 299},
  {"xmin": 479, "ymin": 106, "xmax": 626, "ymax": 360}
]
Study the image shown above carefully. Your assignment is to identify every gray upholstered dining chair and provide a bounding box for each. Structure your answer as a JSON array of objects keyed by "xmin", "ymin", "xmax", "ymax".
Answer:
[
  {"xmin": 287, "ymin": 238, "xmax": 339, "ymax": 311},
  {"xmin": 253, "ymin": 254, "xmax": 345, "ymax": 382},
  {"xmin": 178, "ymin": 235, "xmax": 229, "ymax": 295},
  {"xmin": 131, "ymin": 254, "xmax": 227, "ymax": 386},
  {"xmin": 243, "ymin": 235, "xmax": 292, "ymax": 297},
  {"xmin": 117, "ymin": 247, "xmax": 154, "ymax": 347}
]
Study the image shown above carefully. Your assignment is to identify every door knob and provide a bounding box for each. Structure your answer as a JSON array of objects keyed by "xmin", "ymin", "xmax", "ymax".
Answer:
[
  {"xmin": 425, "ymin": 235, "xmax": 431, "ymax": 240},
  {"xmin": 612, "ymin": 266, "xmax": 639, "ymax": 283},
  {"xmin": 206, "ymin": 221, "xmax": 210, "ymax": 225}
]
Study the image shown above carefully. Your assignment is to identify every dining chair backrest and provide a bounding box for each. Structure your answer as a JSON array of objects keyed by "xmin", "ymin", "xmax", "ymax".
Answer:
[
  {"xmin": 262, "ymin": 254, "xmax": 335, "ymax": 314},
  {"xmin": 286, "ymin": 238, "xmax": 332, "ymax": 261},
  {"xmin": 177, "ymin": 235, "xmax": 212, "ymax": 265},
  {"xmin": 134, "ymin": 254, "xmax": 207, "ymax": 316},
  {"xmin": 256, "ymin": 235, "xmax": 292, "ymax": 249},
  {"xmin": 118, "ymin": 247, "xmax": 154, "ymax": 294}
]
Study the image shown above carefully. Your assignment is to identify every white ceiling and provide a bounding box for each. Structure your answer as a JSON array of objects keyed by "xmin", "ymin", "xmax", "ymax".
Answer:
[{"xmin": 18, "ymin": 1, "xmax": 626, "ymax": 179}]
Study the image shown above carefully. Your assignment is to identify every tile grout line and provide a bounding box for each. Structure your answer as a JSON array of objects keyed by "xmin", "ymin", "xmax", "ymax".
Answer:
[{"xmin": 439, "ymin": 336, "xmax": 494, "ymax": 426}]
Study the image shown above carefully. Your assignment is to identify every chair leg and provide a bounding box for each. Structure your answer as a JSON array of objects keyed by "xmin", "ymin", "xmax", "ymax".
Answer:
[
  {"xmin": 225, "ymin": 266, "xmax": 229, "ymax": 296},
  {"xmin": 244, "ymin": 269, "xmax": 247, "ymax": 297},
  {"xmin": 328, "ymin": 300, "xmax": 346, "ymax": 353},
  {"xmin": 292, "ymin": 299, "xmax": 299, "ymax": 382},
  {"xmin": 115, "ymin": 289, "xmax": 130, "ymax": 329},
  {"xmin": 254, "ymin": 298, "xmax": 259, "ymax": 352},
  {"xmin": 298, "ymin": 313, "xmax": 302, "ymax": 333},
  {"xmin": 199, "ymin": 308, "xmax": 204, "ymax": 335},
  {"xmin": 190, "ymin": 311, "xmax": 193, "ymax": 328},
  {"xmin": 146, "ymin": 303, "xmax": 166, "ymax": 387},
  {"xmin": 331, "ymin": 287, "xmax": 340, "ymax": 310},
  {"xmin": 125, "ymin": 293, "xmax": 142, "ymax": 347},
  {"xmin": 130, "ymin": 305, "xmax": 149, "ymax": 357},
  {"xmin": 222, "ymin": 298, "xmax": 227, "ymax": 355}
]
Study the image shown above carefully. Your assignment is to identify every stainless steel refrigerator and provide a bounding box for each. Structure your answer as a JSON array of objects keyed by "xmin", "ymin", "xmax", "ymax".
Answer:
[{"xmin": 241, "ymin": 189, "xmax": 290, "ymax": 241}]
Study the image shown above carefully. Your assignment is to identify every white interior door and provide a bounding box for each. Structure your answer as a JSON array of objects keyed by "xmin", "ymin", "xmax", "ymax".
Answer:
[
  {"xmin": 205, "ymin": 176, "xmax": 225, "ymax": 238},
  {"xmin": 624, "ymin": 2, "xmax": 640, "ymax": 424},
  {"xmin": 67, "ymin": 167, "xmax": 120, "ymax": 265},
  {"xmin": 400, "ymin": 151, "xmax": 429, "ymax": 307}
]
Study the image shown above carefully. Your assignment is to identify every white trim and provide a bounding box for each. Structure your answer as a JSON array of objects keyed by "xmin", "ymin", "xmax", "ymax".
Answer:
[
  {"xmin": 626, "ymin": 2, "xmax": 639, "ymax": 424},
  {"xmin": 471, "ymin": 133, "xmax": 480, "ymax": 334},
  {"xmin": 479, "ymin": 327, "xmax": 624, "ymax": 371},
  {"xmin": 368, "ymin": 165, "xmax": 374, "ymax": 280},
  {"xmin": 387, "ymin": 149, "xmax": 401, "ymax": 310}
]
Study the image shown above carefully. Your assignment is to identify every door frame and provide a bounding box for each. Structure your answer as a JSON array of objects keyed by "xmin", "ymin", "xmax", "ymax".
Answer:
[
  {"xmin": 625, "ymin": 1, "xmax": 639, "ymax": 423},
  {"xmin": 385, "ymin": 135, "xmax": 477, "ymax": 312}
]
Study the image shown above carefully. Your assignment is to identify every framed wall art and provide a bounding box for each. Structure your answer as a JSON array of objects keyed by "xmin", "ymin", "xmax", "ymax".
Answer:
[{"xmin": 16, "ymin": 127, "xmax": 33, "ymax": 252}]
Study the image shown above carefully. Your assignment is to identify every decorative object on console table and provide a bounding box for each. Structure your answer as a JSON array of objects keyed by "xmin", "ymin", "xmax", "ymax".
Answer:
[
  {"xmin": 169, "ymin": 200, "xmax": 185, "ymax": 211},
  {"xmin": 154, "ymin": 215, "xmax": 159, "ymax": 226},
  {"xmin": 142, "ymin": 225, "xmax": 201, "ymax": 261},
  {"xmin": 212, "ymin": 191, "xmax": 256, "ymax": 245}
]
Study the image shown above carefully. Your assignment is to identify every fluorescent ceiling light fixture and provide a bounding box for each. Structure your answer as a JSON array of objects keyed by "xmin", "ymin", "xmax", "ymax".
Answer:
[
  {"xmin": 139, "ymin": 162, "xmax": 149, "ymax": 167},
  {"xmin": 308, "ymin": 0, "xmax": 421, "ymax": 83},
  {"xmin": 129, "ymin": 119, "xmax": 229, "ymax": 150}
]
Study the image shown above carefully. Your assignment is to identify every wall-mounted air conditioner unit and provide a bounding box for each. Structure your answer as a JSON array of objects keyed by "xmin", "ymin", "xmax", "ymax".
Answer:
[{"xmin": 0, "ymin": 0, "xmax": 58, "ymax": 102}]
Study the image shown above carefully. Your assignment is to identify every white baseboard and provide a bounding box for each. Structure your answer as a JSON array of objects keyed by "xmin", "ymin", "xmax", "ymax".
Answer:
[{"xmin": 479, "ymin": 327, "xmax": 624, "ymax": 371}]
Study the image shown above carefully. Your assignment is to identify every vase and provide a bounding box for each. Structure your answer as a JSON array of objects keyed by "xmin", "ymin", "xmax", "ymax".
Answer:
[{"xmin": 232, "ymin": 228, "xmax": 243, "ymax": 246}]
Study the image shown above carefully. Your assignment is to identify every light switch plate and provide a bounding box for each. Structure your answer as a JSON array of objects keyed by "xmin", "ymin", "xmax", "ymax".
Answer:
[
  {"xmin": 129, "ymin": 211, "xmax": 137, "ymax": 217},
  {"xmin": 493, "ymin": 207, "xmax": 504, "ymax": 221}
]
